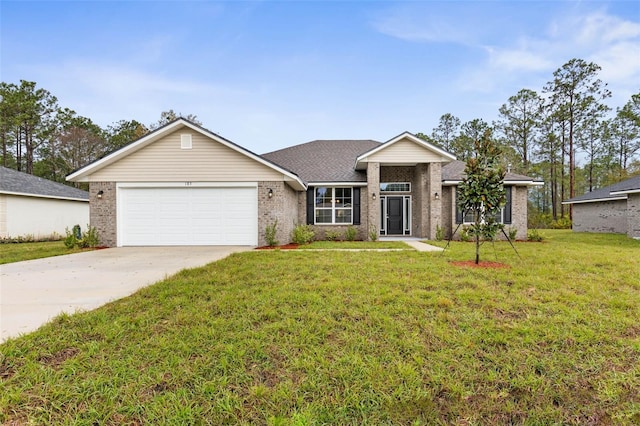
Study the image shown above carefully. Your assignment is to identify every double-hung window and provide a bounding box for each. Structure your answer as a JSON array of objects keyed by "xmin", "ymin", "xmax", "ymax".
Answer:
[
  {"xmin": 456, "ymin": 186, "xmax": 512, "ymax": 224},
  {"xmin": 315, "ymin": 187, "xmax": 352, "ymax": 224}
]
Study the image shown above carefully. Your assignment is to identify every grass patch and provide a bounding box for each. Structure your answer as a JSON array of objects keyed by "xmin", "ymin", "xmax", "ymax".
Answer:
[
  {"xmin": 0, "ymin": 241, "xmax": 85, "ymax": 265},
  {"xmin": 1, "ymin": 230, "xmax": 639, "ymax": 424},
  {"xmin": 299, "ymin": 240, "xmax": 410, "ymax": 250}
]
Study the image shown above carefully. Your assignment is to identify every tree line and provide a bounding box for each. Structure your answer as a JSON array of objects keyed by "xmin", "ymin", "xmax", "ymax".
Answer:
[
  {"xmin": 1, "ymin": 58, "xmax": 639, "ymax": 223},
  {"xmin": 0, "ymin": 80, "xmax": 200, "ymax": 187},
  {"xmin": 417, "ymin": 58, "xmax": 639, "ymax": 223}
]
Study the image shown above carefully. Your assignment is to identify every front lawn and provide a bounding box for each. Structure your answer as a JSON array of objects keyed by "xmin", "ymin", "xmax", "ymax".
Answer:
[
  {"xmin": 0, "ymin": 241, "xmax": 84, "ymax": 265},
  {"xmin": 1, "ymin": 231, "xmax": 639, "ymax": 424}
]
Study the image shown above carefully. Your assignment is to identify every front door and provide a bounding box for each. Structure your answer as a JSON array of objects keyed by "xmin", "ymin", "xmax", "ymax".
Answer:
[{"xmin": 387, "ymin": 196, "xmax": 403, "ymax": 235}]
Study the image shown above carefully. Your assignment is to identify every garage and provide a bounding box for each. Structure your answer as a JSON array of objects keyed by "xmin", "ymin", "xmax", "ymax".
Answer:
[{"xmin": 118, "ymin": 185, "xmax": 257, "ymax": 246}]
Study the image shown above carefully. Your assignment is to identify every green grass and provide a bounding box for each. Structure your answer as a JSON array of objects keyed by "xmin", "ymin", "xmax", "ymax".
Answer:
[
  {"xmin": 1, "ymin": 230, "xmax": 639, "ymax": 424},
  {"xmin": 0, "ymin": 241, "xmax": 84, "ymax": 265}
]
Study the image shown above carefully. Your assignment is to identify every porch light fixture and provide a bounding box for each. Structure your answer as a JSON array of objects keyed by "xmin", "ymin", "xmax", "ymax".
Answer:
[
  {"xmin": 97, "ymin": 190, "xmax": 104, "ymax": 200},
  {"xmin": 372, "ymin": 193, "xmax": 377, "ymax": 200},
  {"xmin": 434, "ymin": 192, "xmax": 440, "ymax": 200},
  {"xmin": 268, "ymin": 188, "xmax": 273, "ymax": 199}
]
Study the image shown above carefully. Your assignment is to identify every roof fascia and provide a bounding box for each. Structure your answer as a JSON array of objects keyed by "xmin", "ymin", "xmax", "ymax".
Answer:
[
  {"xmin": 562, "ymin": 196, "xmax": 627, "ymax": 205},
  {"xmin": 0, "ymin": 190, "xmax": 89, "ymax": 202},
  {"xmin": 610, "ymin": 188, "xmax": 640, "ymax": 195},
  {"xmin": 442, "ymin": 180, "xmax": 544, "ymax": 186},
  {"xmin": 355, "ymin": 131, "xmax": 456, "ymax": 168},
  {"xmin": 307, "ymin": 182, "xmax": 368, "ymax": 187}
]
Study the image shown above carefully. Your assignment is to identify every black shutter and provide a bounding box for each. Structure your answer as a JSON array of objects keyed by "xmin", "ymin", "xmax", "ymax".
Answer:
[
  {"xmin": 455, "ymin": 187, "xmax": 463, "ymax": 224},
  {"xmin": 306, "ymin": 187, "xmax": 314, "ymax": 225},
  {"xmin": 352, "ymin": 187, "xmax": 360, "ymax": 225},
  {"xmin": 504, "ymin": 186, "xmax": 512, "ymax": 224}
]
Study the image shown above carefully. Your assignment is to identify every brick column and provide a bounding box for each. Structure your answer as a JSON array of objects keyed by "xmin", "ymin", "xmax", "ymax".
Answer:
[
  {"xmin": 367, "ymin": 162, "xmax": 380, "ymax": 240},
  {"xmin": 90, "ymin": 182, "xmax": 117, "ymax": 247},
  {"xmin": 426, "ymin": 162, "xmax": 442, "ymax": 239}
]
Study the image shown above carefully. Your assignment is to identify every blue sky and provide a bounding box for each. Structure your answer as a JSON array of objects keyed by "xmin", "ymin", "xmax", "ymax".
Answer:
[{"xmin": 1, "ymin": 0, "xmax": 639, "ymax": 154}]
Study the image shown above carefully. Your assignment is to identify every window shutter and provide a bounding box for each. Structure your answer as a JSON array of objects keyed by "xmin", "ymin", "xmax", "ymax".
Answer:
[
  {"xmin": 352, "ymin": 187, "xmax": 360, "ymax": 225},
  {"xmin": 504, "ymin": 186, "xmax": 512, "ymax": 224},
  {"xmin": 455, "ymin": 187, "xmax": 463, "ymax": 224},
  {"xmin": 306, "ymin": 187, "xmax": 314, "ymax": 225}
]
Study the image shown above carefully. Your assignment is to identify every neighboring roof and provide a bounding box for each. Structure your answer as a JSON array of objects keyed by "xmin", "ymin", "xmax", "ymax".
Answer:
[
  {"xmin": 67, "ymin": 118, "xmax": 306, "ymax": 191},
  {"xmin": 441, "ymin": 160, "xmax": 543, "ymax": 185},
  {"xmin": 564, "ymin": 175, "xmax": 640, "ymax": 204},
  {"xmin": 355, "ymin": 131, "xmax": 456, "ymax": 169},
  {"xmin": 262, "ymin": 139, "xmax": 381, "ymax": 183},
  {"xmin": 0, "ymin": 166, "xmax": 89, "ymax": 201}
]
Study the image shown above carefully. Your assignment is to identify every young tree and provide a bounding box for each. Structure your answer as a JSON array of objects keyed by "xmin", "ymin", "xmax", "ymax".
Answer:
[{"xmin": 457, "ymin": 130, "xmax": 507, "ymax": 264}]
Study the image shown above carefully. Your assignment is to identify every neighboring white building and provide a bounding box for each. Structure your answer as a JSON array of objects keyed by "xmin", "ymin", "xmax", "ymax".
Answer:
[{"xmin": 0, "ymin": 167, "xmax": 89, "ymax": 240}]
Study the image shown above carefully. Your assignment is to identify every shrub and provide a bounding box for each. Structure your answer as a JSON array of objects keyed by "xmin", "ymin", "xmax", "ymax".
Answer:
[
  {"xmin": 435, "ymin": 224, "xmax": 445, "ymax": 241},
  {"xmin": 507, "ymin": 227, "xmax": 518, "ymax": 241},
  {"xmin": 527, "ymin": 228, "xmax": 545, "ymax": 242},
  {"xmin": 345, "ymin": 226, "xmax": 357, "ymax": 241},
  {"xmin": 325, "ymin": 230, "xmax": 341, "ymax": 241},
  {"xmin": 65, "ymin": 224, "xmax": 100, "ymax": 249},
  {"xmin": 459, "ymin": 226, "xmax": 472, "ymax": 242},
  {"xmin": 292, "ymin": 224, "xmax": 315, "ymax": 245},
  {"xmin": 64, "ymin": 227, "xmax": 78, "ymax": 249},
  {"xmin": 265, "ymin": 220, "xmax": 279, "ymax": 246},
  {"xmin": 368, "ymin": 225, "xmax": 378, "ymax": 242}
]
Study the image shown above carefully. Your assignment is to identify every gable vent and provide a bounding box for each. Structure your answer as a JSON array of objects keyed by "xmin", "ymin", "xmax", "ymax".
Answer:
[{"xmin": 181, "ymin": 134, "xmax": 192, "ymax": 149}]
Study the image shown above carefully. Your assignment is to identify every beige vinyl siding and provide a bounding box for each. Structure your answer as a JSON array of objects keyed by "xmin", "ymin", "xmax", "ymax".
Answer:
[
  {"xmin": 366, "ymin": 138, "xmax": 442, "ymax": 163},
  {"xmin": 0, "ymin": 194, "xmax": 7, "ymax": 238},
  {"xmin": 88, "ymin": 129, "xmax": 284, "ymax": 182}
]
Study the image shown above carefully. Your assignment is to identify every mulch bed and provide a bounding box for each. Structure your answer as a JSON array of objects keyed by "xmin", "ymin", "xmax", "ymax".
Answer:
[
  {"xmin": 255, "ymin": 243, "xmax": 300, "ymax": 250},
  {"xmin": 450, "ymin": 260, "xmax": 510, "ymax": 269}
]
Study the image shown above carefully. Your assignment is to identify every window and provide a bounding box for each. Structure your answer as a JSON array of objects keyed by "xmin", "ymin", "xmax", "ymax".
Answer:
[
  {"xmin": 380, "ymin": 182, "xmax": 411, "ymax": 192},
  {"xmin": 456, "ymin": 186, "xmax": 512, "ymax": 224},
  {"xmin": 314, "ymin": 187, "xmax": 352, "ymax": 224}
]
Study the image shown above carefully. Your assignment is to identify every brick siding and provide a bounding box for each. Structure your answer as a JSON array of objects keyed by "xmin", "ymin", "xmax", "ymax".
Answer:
[
  {"xmin": 572, "ymin": 199, "xmax": 627, "ymax": 234},
  {"xmin": 89, "ymin": 182, "xmax": 117, "ymax": 247}
]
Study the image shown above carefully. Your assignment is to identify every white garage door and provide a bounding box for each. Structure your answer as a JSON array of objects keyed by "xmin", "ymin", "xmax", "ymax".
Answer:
[{"xmin": 119, "ymin": 186, "xmax": 257, "ymax": 246}]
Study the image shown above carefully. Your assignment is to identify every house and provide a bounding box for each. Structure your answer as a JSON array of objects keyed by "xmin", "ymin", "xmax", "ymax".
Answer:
[
  {"xmin": 0, "ymin": 166, "xmax": 89, "ymax": 240},
  {"xmin": 563, "ymin": 175, "xmax": 640, "ymax": 239},
  {"xmin": 67, "ymin": 118, "xmax": 541, "ymax": 247}
]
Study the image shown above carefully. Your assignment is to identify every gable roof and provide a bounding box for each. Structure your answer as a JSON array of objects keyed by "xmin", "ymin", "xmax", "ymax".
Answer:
[
  {"xmin": 355, "ymin": 131, "xmax": 456, "ymax": 169},
  {"xmin": 67, "ymin": 118, "xmax": 306, "ymax": 190},
  {"xmin": 262, "ymin": 140, "xmax": 381, "ymax": 183},
  {"xmin": 0, "ymin": 166, "xmax": 89, "ymax": 201},
  {"xmin": 441, "ymin": 160, "xmax": 543, "ymax": 186},
  {"xmin": 564, "ymin": 175, "xmax": 640, "ymax": 204}
]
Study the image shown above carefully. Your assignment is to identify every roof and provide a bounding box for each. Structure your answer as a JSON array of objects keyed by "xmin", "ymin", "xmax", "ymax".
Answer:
[
  {"xmin": 262, "ymin": 140, "xmax": 382, "ymax": 183},
  {"xmin": 67, "ymin": 118, "xmax": 306, "ymax": 191},
  {"xmin": 0, "ymin": 166, "xmax": 89, "ymax": 201},
  {"xmin": 442, "ymin": 160, "xmax": 543, "ymax": 185},
  {"xmin": 564, "ymin": 175, "xmax": 640, "ymax": 204}
]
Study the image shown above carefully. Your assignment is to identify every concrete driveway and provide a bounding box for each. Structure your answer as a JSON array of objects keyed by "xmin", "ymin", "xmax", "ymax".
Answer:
[{"xmin": 0, "ymin": 246, "xmax": 251, "ymax": 343}]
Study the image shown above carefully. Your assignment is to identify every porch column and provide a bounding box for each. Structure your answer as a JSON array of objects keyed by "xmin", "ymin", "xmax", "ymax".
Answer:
[
  {"xmin": 367, "ymin": 162, "xmax": 380, "ymax": 240},
  {"xmin": 426, "ymin": 162, "xmax": 442, "ymax": 239}
]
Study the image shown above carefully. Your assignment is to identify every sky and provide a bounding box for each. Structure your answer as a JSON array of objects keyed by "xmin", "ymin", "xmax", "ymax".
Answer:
[{"xmin": 1, "ymin": 0, "xmax": 639, "ymax": 154}]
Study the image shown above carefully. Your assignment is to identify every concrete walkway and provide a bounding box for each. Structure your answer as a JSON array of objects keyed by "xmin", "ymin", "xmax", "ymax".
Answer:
[
  {"xmin": 402, "ymin": 240, "xmax": 444, "ymax": 252},
  {"xmin": 0, "ymin": 246, "xmax": 251, "ymax": 343}
]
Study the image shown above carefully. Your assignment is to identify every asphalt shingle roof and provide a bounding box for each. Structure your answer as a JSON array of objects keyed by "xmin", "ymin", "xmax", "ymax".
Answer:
[
  {"xmin": 262, "ymin": 140, "xmax": 382, "ymax": 183},
  {"xmin": 565, "ymin": 174, "xmax": 640, "ymax": 203},
  {"xmin": 0, "ymin": 166, "xmax": 89, "ymax": 200},
  {"xmin": 438, "ymin": 160, "xmax": 538, "ymax": 182}
]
